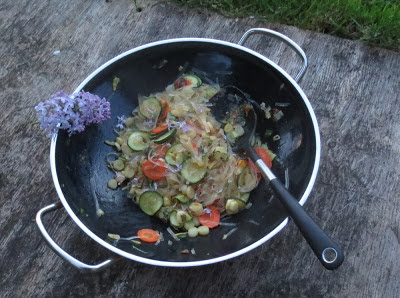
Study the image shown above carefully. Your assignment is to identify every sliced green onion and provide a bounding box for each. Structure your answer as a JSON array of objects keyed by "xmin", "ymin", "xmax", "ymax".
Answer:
[{"xmin": 264, "ymin": 129, "xmax": 273, "ymax": 137}]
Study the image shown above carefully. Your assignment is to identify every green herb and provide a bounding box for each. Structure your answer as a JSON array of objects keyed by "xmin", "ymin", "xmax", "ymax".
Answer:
[{"xmin": 79, "ymin": 208, "xmax": 85, "ymax": 215}]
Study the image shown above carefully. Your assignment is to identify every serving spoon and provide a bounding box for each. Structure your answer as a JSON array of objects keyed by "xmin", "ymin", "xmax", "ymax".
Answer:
[{"xmin": 229, "ymin": 99, "xmax": 344, "ymax": 270}]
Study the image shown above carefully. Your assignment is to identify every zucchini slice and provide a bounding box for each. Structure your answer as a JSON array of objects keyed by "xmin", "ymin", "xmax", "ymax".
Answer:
[
  {"xmin": 174, "ymin": 194, "xmax": 188, "ymax": 204},
  {"xmin": 181, "ymin": 158, "xmax": 207, "ymax": 184},
  {"xmin": 127, "ymin": 131, "xmax": 151, "ymax": 151},
  {"xmin": 213, "ymin": 146, "xmax": 229, "ymax": 162},
  {"xmin": 153, "ymin": 128, "xmax": 177, "ymax": 144},
  {"xmin": 169, "ymin": 210, "xmax": 183, "ymax": 228},
  {"xmin": 165, "ymin": 144, "xmax": 186, "ymax": 165},
  {"xmin": 238, "ymin": 166, "xmax": 257, "ymax": 191},
  {"xmin": 139, "ymin": 96, "xmax": 162, "ymax": 119},
  {"xmin": 183, "ymin": 74, "xmax": 202, "ymax": 87},
  {"xmin": 139, "ymin": 191, "xmax": 163, "ymax": 216}
]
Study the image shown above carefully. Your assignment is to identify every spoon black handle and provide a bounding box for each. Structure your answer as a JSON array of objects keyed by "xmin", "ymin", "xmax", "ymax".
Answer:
[{"xmin": 247, "ymin": 148, "xmax": 344, "ymax": 270}]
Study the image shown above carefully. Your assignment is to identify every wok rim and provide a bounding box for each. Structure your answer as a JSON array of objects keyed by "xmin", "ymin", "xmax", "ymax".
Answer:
[{"xmin": 49, "ymin": 37, "xmax": 321, "ymax": 267}]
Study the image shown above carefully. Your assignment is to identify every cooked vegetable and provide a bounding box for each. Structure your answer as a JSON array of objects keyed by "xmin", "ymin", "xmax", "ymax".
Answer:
[
  {"xmin": 197, "ymin": 225, "xmax": 210, "ymax": 236},
  {"xmin": 165, "ymin": 144, "xmax": 186, "ymax": 165},
  {"xmin": 142, "ymin": 159, "xmax": 168, "ymax": 180},
  {"xmin": 183, "ymin": 74, "xmax": 202, "ymax": 87},
  {"xmin": 188, "ymin": 227, "xmax": 199, "ymax": 237},
  {"xmin": 105, "ymin": 75, "xmax": 278, "ymax": 236},
  {"xmin": 139, "ymin": 96, "xmax": 162, "ymax": 119},
  {"xmin": 112, "ymin": 159, "xmax": 124, "ymax": 171},
  {"xmin": 225, "ymin": 199, "xmax": 239, "ymax": 214},
  {"xmin": 224, "ymin": 123, "xmax": 233, "ymax": 133},
  {"xmin": 152, "ymin": 125, "xmax": 169, "ymax": 135},
  {"xmin": 174, "ymin": 74, "xmax": 202, "ymax": 89},
  {"xmin": 175, "ymin": 194, "xmax": 188, "ymax": 203},
  {"xmin": 154, "ymin": 143, "xmax": 169, "ymax": 158},
  {"xmin": 238, "ymin": 166, "xmax": 258, "ymax": 192},
  {"xmin": 240, "ymin": 192, "xmax": 250, "ymax": 203},
  {"xmin": 197, "ymin": 205, "xmax": 220, "ymax": 228},
  {"xmin": 112, "ymin": 77, "xmax": 120, "ymax": 91},
  {"xmin": 121, "ymin": 167, "xmax": 135, "ymax": 179},
  {"xmin": 107, "ymin": 179, "xmax": 118, "ymax": 189},
  {"xmin": 189, "ymin": 202, "xmax": 203, "ymax": 216},
  {"xmin": 137, "ymin": 229, "xmax": 160, "ymax": 243},
  {"xmin": 108, "ymin": 233, "xmax": 120, "ymax": 240},
  {"xmin": 139, "ymin": 191, "xmax": 163, "ymax": 215},
  {"xmin": 153, "ymin": 128, "xmax": 177, "ymax": 144},
  {"xmin": 184, "ymin": 221, "xmax": 196, "ymax": 231},
  {"xmin": 181, "ymin": 158, "xmax": 207, "ymax": 184},
  {"xmin": 225, "ymin": 199, "xmax": 246, "ymax": 215},
  {"xmin": 248, "ymin": 147, "xmax": 273, "ymax": 173},
  {"xmin": 127, "ymin": 132, "xmax": 151, "ymax": 151},
  {"xmin": 169, "ymin": 210, "xmax": 183, "ymax": 228},
  {"xmin": 158, "ymin": 99, "xmax": 170, "ymax": 120}
]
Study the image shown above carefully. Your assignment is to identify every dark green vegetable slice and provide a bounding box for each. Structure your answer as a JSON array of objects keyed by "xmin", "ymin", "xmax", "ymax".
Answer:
[
  {"xmin": 153, "ymin": 128, "xmax": 177, "ymax": 144},
  {"xmin": 139, "ymin": 96, "xmax": 162, "ymax": 119},
  {"xmin": 139, "ymin": 191, "xmax": 163, "ymax": 216},
  {"xmin": 181, "ymin": 158, "xmax": 207, "ymax": 184},
  {"xmin": 183, "ymin": 74, "xmax": 202, "ymax": 87},
  {"xmin": 169, "ymin": 210, "xmax": 183, "ymax": 228},
  {"xmin": 127, "ymin": 131, "xmax": 151, "ymax": 151}
]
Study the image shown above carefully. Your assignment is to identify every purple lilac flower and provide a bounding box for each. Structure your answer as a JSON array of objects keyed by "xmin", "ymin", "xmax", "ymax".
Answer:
[{"xmin": 35, "ymin": 90, "xmax": 111, "ymax": 137}]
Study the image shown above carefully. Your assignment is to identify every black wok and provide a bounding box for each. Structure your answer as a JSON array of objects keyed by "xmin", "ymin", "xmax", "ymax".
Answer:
[{"xmin": 36, "ymin": 28, "xmax": 322, "ymax": 271}]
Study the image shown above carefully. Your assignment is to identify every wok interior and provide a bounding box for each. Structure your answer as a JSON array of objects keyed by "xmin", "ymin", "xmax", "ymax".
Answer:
[{"xmin": 55, "ymin": 41, "xmax": 317, "ymax": 262}]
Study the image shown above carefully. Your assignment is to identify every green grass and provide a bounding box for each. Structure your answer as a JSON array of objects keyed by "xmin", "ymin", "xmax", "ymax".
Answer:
[{"xmin": 172, "ymin": 0, "xmax": 400, "ymax": 51}]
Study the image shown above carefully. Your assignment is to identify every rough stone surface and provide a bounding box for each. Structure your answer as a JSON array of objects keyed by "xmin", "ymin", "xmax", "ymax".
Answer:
[{"xmin": 0, "ymin": 0, "xmax": 399, "ymax": 297}]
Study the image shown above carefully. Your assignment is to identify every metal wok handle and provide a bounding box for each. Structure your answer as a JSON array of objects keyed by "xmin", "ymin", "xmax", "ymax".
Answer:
[
  {"xmin": 36, "ymin": 202, "xmax": 120, "ymax": 272},
  {"xmin": 238, "ymin": 28, "xmax": 307, "ymax": 82}
]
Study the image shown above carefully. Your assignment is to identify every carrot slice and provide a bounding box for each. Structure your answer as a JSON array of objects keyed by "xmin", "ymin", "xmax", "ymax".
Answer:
[
  {"xmin": 142, "ymin": 159, "xmax": 168, "ymax": 180},
  {"xmin": 154, "ymin": 143, "xmax": 169, "ymax": 158},
  {"xmin": 198, "ymin": 205, "xmax": 220, "ymax": 228},
  {"xmin": 248, "ymin": 147, "xmax": 272, "ymax": 171},
  {"xmin": 152, "ymin": 125, "xmax": 168, "ymax": 134},
  {"xmin": 137, "ymin": 229, "xmax": 160, "ymax": 243},
  {"xmin": 158, "ymin": 99, "xmax": 170, "ymax": 120}
]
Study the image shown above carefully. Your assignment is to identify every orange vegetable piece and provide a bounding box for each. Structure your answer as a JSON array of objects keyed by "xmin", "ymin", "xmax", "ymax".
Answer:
[
  {"xmin": 237, "ymin": 160, "xmax": 247, "ymax": 167},
  {"xmin": 154, "ymin": 143, "xmax": 169, "ymax": 158},
  {"xmin": 142, "ymin": 159, "xmax": 168, "ymax": 180},
  {"xmin": 158, "ymin": 99, "xmax": 170, "ymax": 120},
  {"xmin": 152, "ymin": 125, "xmax": 168, "ymax": 134},
  {"xmin": 198, "ymin": 205, "xmax": 220, "ymax": 228},
  {"xmin": 248, "ymin": 147, "xmax": 272, "ymax": 172},
  {"xmin": 137, "ymin": 229, "xmax": 160, "ymax": 243}
]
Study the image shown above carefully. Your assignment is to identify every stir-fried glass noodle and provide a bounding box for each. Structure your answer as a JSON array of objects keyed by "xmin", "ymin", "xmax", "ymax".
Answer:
[{"xmin": 106, "ymin": 74, "xmax": 276, "ymax": 238}]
